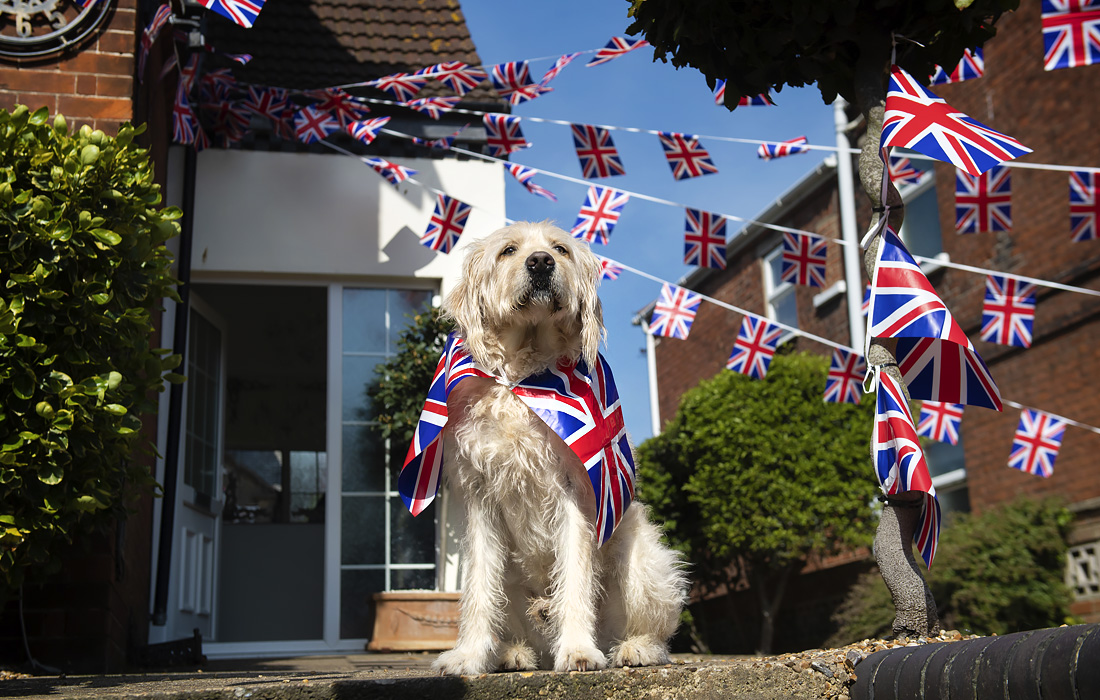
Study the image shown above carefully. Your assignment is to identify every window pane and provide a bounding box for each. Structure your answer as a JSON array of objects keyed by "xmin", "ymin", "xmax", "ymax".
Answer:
[
  {"xmin": 768, "ymin": 253, "xmax": 784, "ymax": 288},
  {"xmin": 391, "ymin": 497, "xmax": 435, "ymax": 564},
  {"xmin": 391, "ymin": 568, "xmax": 436, "ymax": 591},
  {"xmin": 341, "ymin": 569, "xmax": 384, "ymax": 639},
  {"xmin": 773, "ymin": 289, "xmax": 799, "ymax": 329},
  {"xmin": 388, "ymin": 290, "xmax": 433, "ymax": 346},
  {"xmin": 342, "ymin": 425, "xmax": 385, "ymax": 492},
  {"xmin": 342, "ymin": 495, "xmax": 385, "ymax": 565},
  {"xmin": 342, "ymin": 354, "xmax": 385, "ymax": 421},
  {"xmin": 902, "ymin": 187, "xmax": 944, "ymax": 259},
  {"xmin": 925, "ymin": 438, "xmax": 965, "ymax": 479},
  {"xmin": 343, "ymin": 289, "xmax": 388, "ymax": 353},
  {"xmin": 938, "ymin": 486, "xmax": 971, "ymax": 516}
]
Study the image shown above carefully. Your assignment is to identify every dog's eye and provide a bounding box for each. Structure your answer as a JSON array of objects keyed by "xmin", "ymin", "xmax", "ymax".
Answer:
[
  {"xmin": 553, "ymin": 245, "xmax": 568, "ymax": 256},
  {"xmin": 501, "ymin": 245, "xmax": 517, "ymax": 256}
]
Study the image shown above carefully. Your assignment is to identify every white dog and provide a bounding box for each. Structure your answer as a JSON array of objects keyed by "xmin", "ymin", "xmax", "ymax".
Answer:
[{"xmin": 432, "ymin": 221, "xmax": 688, "ymax": 675}]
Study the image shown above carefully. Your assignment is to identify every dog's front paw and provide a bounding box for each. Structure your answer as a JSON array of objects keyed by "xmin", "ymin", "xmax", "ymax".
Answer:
[
  {"xmin": 498, "ymin": 641, "xmax": 538, "ymax": 671},
  {"xmin": 554, "ymin": 644, "xmax": 607, "ymax": 672},
  {"xmin": 433, "ymin": 647, "xmax": 496, "ymax": 676},
  {"xmin": 610, "ymin": 636, "xmax": 670, "ymax": 668}
]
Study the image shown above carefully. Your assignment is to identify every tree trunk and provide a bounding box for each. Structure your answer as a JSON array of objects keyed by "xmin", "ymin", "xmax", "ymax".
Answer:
[
  {"xmin": 852, "ymin": 47, "xmax": 941, "ymax": 639},
  {"xmin": 752, "ymin": 562, "xmax": 794, "ymax": 655}
]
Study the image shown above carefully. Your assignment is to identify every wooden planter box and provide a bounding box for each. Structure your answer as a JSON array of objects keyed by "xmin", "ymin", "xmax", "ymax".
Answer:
[{"xmin": 367, "ymin": 591, "xmax": 460, "ymax": 652}]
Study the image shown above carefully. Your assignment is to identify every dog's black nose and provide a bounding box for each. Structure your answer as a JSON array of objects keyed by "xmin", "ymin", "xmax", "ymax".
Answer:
[{"xmin": 526, "ymin": 251, "xmax": 555, "ymax": 274}]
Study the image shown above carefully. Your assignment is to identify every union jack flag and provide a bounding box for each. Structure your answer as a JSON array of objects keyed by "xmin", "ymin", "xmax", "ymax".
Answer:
[
  {"xmin": 868, "ymin": 229, "xmax": 1002, "ymax": 410},
  {"xmin": 586, "ymin": 36, "xmax": 650, "ymax": 67},
  {"xmin": 178, "ymin": 54, "xmax": 200, "ymax": 94},
  {"xmin": 572, "ymin": 124, "xmax": 625, "ymax": 178},
  {"xmin": 956, "ymin": 165, "xmax": 1012, "ymax": 234},
  {"xmin": 172, "ymin": 86, "xmax": 201, "ymax": 145},
  {"xmin": 862, "ymin": 283, "xmax": 871, "ymax": 317},
  {"xmin": 570, "ymin": 186, "xmax": 629, "ymax": 244},
  {"xmin": 1042, "ymin": 0, "xmax": 1100, "ymax": 71},
  {"xmin": 981, "ymin": 275, "xmax": 1036, "ymax": 348},
  {"xmin": 221, "ymin": 52, "xmax": 252, "ymax": 65},
  {"xmin": 401, "ymin": 96, "xmax": 460, "ymax": 120},
  {"xmin": 882, "ymin": 65, "xmax": 1031, "ymax": 176},
  {"xmin": 683, "ymin": 208, "xmax": 727, "ymax": 269},
  {"xmin": 420, "ymin": 194, "xmax": 471, "ymax": 254},
  {"xmin": 888, "ymin": 156, "xmax": 925, "ymax": 186},
  {"xmin": 726, "ymin": 316, "xmax": 783, "ymax": 380},
  {"xmin": 200, "ymin": 69, "xmax": 237, "ymax": 101},
  {"xmin": 597, "ymin": 256, "xmax": 624, "ymax": 281},
  {"xmin": 370, "ymin": 72, "xmax": 429, "ymax": 102},
  {"xmin": 423, "ymin": 61, "xmax": 487, "ymax": 95},
  {"xmin": 311, "ymin": 88, "xmax": 369, "ymax": 127},
  {"xmin": 346, "ymin": 116, "xmax": 391, "ymax": 145},
  {"xmin": 1070, "ymin": 170, "xmax": 1100, "ymax": 241},
  {"xmin": 648, "ymin": 284, "xmax": 701, "ymax": 340},
  {"xmin": 758, "ymin": 136, "xmax": 809, "ymax": 160},
  {"xmin": 413, "ymin": 125, "xmax": 467, "ymax": 150},
  {"xmin": 507, "ymin": 164, "xmax": 557, "ymax": 202},
  {"xmin": 873, "ymin": 369, "xmax": 940, "ymax": 568},
  {"xmin": 658, "ymin": 132, "xmax": 718, "ymax": 180},
  {"xmin": 294, "ymin": 106, "xmax": 339, "ymax": 144},
  {"xmin": 490, "ymin": 61, "xmax": 540, "ymax": 104},
  {"xmin": 363, "ymin": 157, "xmax": 417, "ymax": 186},
  {"xmin": 930, "ymin": 47, "xmax": 984, "ymax": 85},
  {"xmin": 203, "ymin": 99, "xmax": 251, "ymax": 144},
  {"xmin": 780, "ymin": 232, "xmax": 828, "ymax": 288},
  {"xmin": 197, "ymin": 0, "xmax": 265, "ymax": 28},
  {"xmin": 917, "ymin": 401, "xmax": 964, "ymax": 445},
  {"xmin": 712, "ymin": 80, "xmax": 772, "ymax": 107},
  {"xmin": 824, "ymin": 349, "xmax": 866, "ymax": 405},
  {"xmin": 540, "ymin": 53, "xmax": 580, "ymax": 85},
  {"xmin": 400, "ymin": 334, "xmax": 636, "ymax": 545},
  {"xmin": 1008, "ymin": 409, "xmax": 1066, "ymax": 478},
  {"xmin": 138, "ymin": 4, "xmax": 173, "ymax": 82},
  {"xmin": 483, "ymin": 114, "xmax": 530, "ymax": 157},
  {"xmin": 242, "ymin": 86, "xmax": 290, "ymax": 132}
]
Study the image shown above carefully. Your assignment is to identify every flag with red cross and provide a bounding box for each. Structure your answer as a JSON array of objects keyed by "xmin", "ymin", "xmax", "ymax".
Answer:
[
  {"xmin": 658, "ymin": 132, "xmax": 718, "ymax": 180},
  {"xmin": 726, "ymin": 316, "xmax": 783, "ymax": 380},
  {"xmin": 824, "ymin": 348, "xmax": 867, "ymax": 405},
  {"xmin": 956, "ymin": 165, "xmax": 1013, "ymax": 234},
  {"xmin": 780, "ymin": 232, "xmax": 828, "ymax": 288},
  {"xmin": 420, "ymin": 194, "xmax": 471, "ymax": 254},
  {"xmin": 570, "ymin": 186, "xmax": 629, "ymax": 244},
  {"xmin": 980, "ymin": 274, "xmax": 1036, "ymax": 348},
  {"xmin": 682, "ymin": 208, "xmax": 727, "ymax": 269},
  {"xmin": 1008, "ymin": 409, "xmax": 1066, "ymax": 478},
  {"xmin": 572, "ymin": 124, "xmax": 626, "ymax": 178},
  {"xmin": 1070, "ymin": 170, "xmax": 1100, "ymax": 242}
]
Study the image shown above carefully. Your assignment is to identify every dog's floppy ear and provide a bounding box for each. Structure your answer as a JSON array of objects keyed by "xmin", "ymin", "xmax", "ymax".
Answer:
[
  {"xmin": 443, "ymin": 238, "xmax": 491, "ymax": 361},
  {"xmin": 574, "ymin": 242, "xmax": 606, "ymax": 369}
]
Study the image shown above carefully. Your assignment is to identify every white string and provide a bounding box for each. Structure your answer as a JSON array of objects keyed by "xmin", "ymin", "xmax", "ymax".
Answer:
[{"xmin": 1001, "ymin": 399, "xmax": 1100, "ymax": 437}]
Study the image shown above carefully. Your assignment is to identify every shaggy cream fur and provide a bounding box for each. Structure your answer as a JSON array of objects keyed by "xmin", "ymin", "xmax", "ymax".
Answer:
[{"xmin": 432, "ymin": 221, "xmax": 689, "ymax": 675}]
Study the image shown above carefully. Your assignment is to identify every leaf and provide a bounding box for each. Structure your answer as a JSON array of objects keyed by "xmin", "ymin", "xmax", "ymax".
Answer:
[
  {"xmin": 90, "ymin": 228, "xmax": 121, "ymax": 245},
  {"xmin": 80, "ymin": 144, "xmax": 100, "ymax": 166},
  {"xmin": 12, "ymin": 367, "xmax": 35, "ymax": 399}
]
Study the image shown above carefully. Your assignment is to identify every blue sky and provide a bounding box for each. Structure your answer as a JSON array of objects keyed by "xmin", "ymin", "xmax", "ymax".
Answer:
[{"xmin": 460, "ymin": 1, "xmax": 838, "ymax": 442}]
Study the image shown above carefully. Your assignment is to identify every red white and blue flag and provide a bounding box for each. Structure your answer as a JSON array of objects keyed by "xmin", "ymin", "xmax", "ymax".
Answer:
[
  {"xmin": 868, "ymin": 229, "xmax": 1002, "ymax": 410},
  {"xmin": 1070, "ymin": 170, "xmax": 1100, "ymax": 242},
  {"xmin": 483, "ymin": 114, "xmax": 530, "ymax": 157},
  {"xmin": 540, "ymin": 53, "xmax": 580, "ymax": 85},
  {"xmin": 489, "ymin": 61, "xmax": 541, "ymax": 104},
  {"xmin": 311, "ymin": 88, "xmax": 370, "ymax": 127},
  {"xmin": 596, "ymin": 256, "xmax": 624, "ymax": 281},
  {"xmin": 571, "ymin": 186, "xmax": 629, "ymax": 245},
  {"xmin": 507, "ymin": 164, "xmax": 558, "ymax": 202},
  {"xmin": 370, "ymin": 72, "xmax": 429, "ymax": 102},
  {"xmin": 363, "ymin": 157, "xmax": 417, "ymax": 186},
  {"xmin": 420, "ymin": 194, "xmax": 471, "ymax": 254},
  {"xmin": 780, "ymin": 232, "xmax": 828, "ymax": 288},
  {"xmin": 197, "ymin": 0, "xmax": 265, "ymax": 28},
  {"xmin": 586, "ymin": 36, "xmax": 649, "ymax": 67},
  {"xmin": 981, "ymin": 274, "xmax": 1036, "ymax": 348},
  {"xmin": 873, "ymin": 369, "xmax": 941, "ymax": 568},
  {"xmin": 726, "ymin": 316, "xmax": 783, "ymax": 380},
  {"xmin": 683, "ymin": 208, "xmax": 727, "ymax": 269},
  {"xmin": 423, "ymin": 61, "xmax": 487, "ymax": 95},
  {"xmin": 916, "ymin": 401, "xmax": 964, "ymax": 445},
  {"xmin": 1008, "ymin": 409, "xmax": 1066, "ymax": 478},
  {"xmin": 172, "ymin": 86, "xmax": 201, "ymax": 146},
  {"xmin": 930, "ymin": 47, "xmax": 984, "ymax": 85},
  {"xmin": 888, "ymin": 156, "xmax": 925, "ymax": 186},
  {"xmin": 824, "ymin": 349, "xmax": 866, "ymax": 405},
  {"xmin": 200, "ymin": 68, "xmax": 237, "ymax": 101},
  {"xmin": 242, "ymin": 86, "xmax": 292, "ymax": 137},
  {"xmin": 138, "ymin": 4, "xmax": 173, "ymax": 82},
  {"xmin": 294, "ymin": 106, "xmax": 340, "ymax": 144},
  {"xmin": 346, "ymin": 116, "xmax": 391, "ymax": 145},
  {"xmin": 758, "ymin": 136, "xmax": 809, "ymax": 160},
  {"xmin": 400, "ymin": 334, "xmax": 637, "ymax": 546},
  {"xmin": 401, "ymin": 96, "xmax": 461, "ymax": 120},
  {"xmin": 648, "ymin": 284, "xmax": 701, "ymax": 340},
  {"xmin": 713, "ymin": 80, "xmax": 772, "ymax": 106},
  {"xmin": 1042, "ymin": 0, "xmax": 1100, "ymax": 71},
  {"xmin": 956, "ymin": 165, "xmax": 1012, "ymax": 234},
  {"xmin": 882, "ymin": 65, "xmax": 1031, "ymax": 176},
  {"xmin": 862, "ymin": 283, "xmax": 871, "ymax": 317},
  {"xmin": 572, "ymin": 124, "xmax": 626, "ymax": 178},
  {"xmin": 658, "ymin": 132, "xmax": 718, "ymax": 180}
]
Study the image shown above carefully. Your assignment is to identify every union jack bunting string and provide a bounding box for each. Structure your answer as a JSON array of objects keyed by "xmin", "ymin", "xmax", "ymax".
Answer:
[
  {"xmin": 400, "ymin": 334, "xmax": 636, "ymax": 546},
  {"xmin": 683, "ymin": 208, "xmax": 727, "ymax": 269},
  {"xmin": 197, "ymin": 0, "xmax": 265, "ymax": 29},
  {"xmin": 981, "ymin": 275, "xmax": 1037, "ymax": 349},
  {"xmin": 917, "ymin": 401, "xmax": 964, "ymax": 445},
  {"xmin": 757, "ymin": 136, "xmax": 809, "ymax": 160},
  {"xmin": 138, "ymin": 4, "xmax": 172, "ymax": 82},
  {"xmin": 882, "ymin": 65, "xmax": 1031, "ymax": 177},
  {"xmin": 311, "ymin": 88, "xmax": 369, "ymax": 127},
  {"xmin": 363, "ymin": 157, "xmax": 417, "ymax": 186},
  {"xmin": 294, "ymin": 106, "xmax": 340, "ymax": 144},
  {"xmin": 867, "ymin": 229, "xmax": 1002, "ymax": 410},
  {"xmin": 507, "ymin": 164, "xmax": 558, "ymax": 202},
  {"xmin": 597, "ymin": 256, "xmax": 624, "ymax": 281},
  {"xmin": 346, "ymin": 117, "xmax": 391, "ymax": 145},
  {"xmin": 956, "ymin": 166, "xmax": 1012, "ymax": 234},
  {"xmin": 888, "ymin": 156, "xmax": 925, "ymax": 186},
  {"xmin": 1070, "ymin": 170, "xmax": 1100, "ymax": 242},
  {"xmin": 873, "ymin": 368, "xmax": 940, "ymax": 568},
  {"xmin": 401, "ymin": 96, "xmax": 461, "ymax": 120},
  {"xmin": 586, "ymin": 36, "xmax": 650, "ymax": 67},
  {"xmin": 824, "ymin": 349, "xmax": 866, "ymax": 405},
  {"xmin": 648, "ymin": 284, "xmax": 702, "ymax": 340},
  {"xmin": 422, "ymin": 62, "xmax": 487, "ymax": 96},
  {"xmin": 780, "ymin": 232, "xmax": 828, "ymax": 288},
  {"xmin": 658, "ymin": 132, "xmax": 719, "ymax": 180},
  {"xmin": 726, "ymin": 316, "xmax": 783, "ymax": 380},
  {"xmin": 571, "ymin": 186, "xmax": 629, "ymax": 245},
  {"xmin": 483, "ymin": 114, "xmax": 530, "ymax": 157},
  {"xmin": 420, "ymin": 194, "xmax": 472, "ymax": 254},
  {"xmin": 930, "ymin": 47, "xmax": 985, "ymax": 85},
  {"xmin": 573, "ymin": 124, "xmax": 626, "ymax": 179},
  {"xmin": 369, "ymin": 72, "xmax": 429, "ymax": 102},
  {"xmin": 1042, "ymin": 0, "xmax": 1100, "ymax": 71},
  {"xmin": 1009, "ymin": 409, "xmax": 1067, "ymax": 478}
]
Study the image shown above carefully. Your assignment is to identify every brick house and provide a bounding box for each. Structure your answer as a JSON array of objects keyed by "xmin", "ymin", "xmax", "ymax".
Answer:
[
  {"xmin": 0, "ymin": 0, "xmax": 504, "ymax": 670},
  {"xmin": 638, "ymin": 3, "xmax": 1100, "ymax": 651}
]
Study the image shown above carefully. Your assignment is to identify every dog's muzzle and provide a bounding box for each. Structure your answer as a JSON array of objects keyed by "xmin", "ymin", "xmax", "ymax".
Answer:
[{"xmin": 519, "ymin": 251, "xmax": 559, "ymax": 308}]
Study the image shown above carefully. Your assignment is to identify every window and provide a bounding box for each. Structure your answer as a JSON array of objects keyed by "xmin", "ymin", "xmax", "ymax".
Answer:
[
  {"xmin": 924, "ymin": 438, "xmax": 970, "ymax": 516},
  {"xmin": 1068, "ymin": 541, "xmax": 1100, "ymax": 599},
  {"xmin": 895, "ymin": 156, "xmax": 943, "ymax": 260},
  {"xmin": 763, "ymin": 244, "xmax": 798, "ymax": 332},
  {"xmin": 184, "ymin": 309, "xmax": 221, "ymax": 499}
]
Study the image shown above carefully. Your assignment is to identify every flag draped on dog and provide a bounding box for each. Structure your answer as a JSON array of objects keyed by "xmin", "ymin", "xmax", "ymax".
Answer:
[{"xmin": 400, "ymin": 334, "xmax": 636, "ymax": 546}]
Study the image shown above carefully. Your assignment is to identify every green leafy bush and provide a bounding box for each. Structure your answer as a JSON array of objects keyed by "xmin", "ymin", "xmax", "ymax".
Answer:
[
  {"xmin": 829, "ymin": 496, "xmax": 1076, "ymax": 643},
  {"xmin": 0, "ymin": 106, "xmax": 181, "ymax": 590}
]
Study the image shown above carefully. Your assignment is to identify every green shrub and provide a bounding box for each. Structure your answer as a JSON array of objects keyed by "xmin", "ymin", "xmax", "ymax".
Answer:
[
  {"xmin": 0, "ymin": 106, "xmax": 181, "ymax": 591},
  {"xmin": 829, "ymin": 496, "xmax": 1076, "ymax": 644}
]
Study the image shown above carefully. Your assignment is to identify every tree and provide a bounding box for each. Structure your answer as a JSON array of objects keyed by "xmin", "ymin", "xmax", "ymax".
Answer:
[
  {"xmin": 0, "ymin": 107, "xmax": 181, "ymax": 591},
  {"xmin": 627, "ymin": 0, "xmax": 1019, "ymax": 637},
  {"xmin": 636, "ymin": 352, "xmax": 879, "ymax": 653}
]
